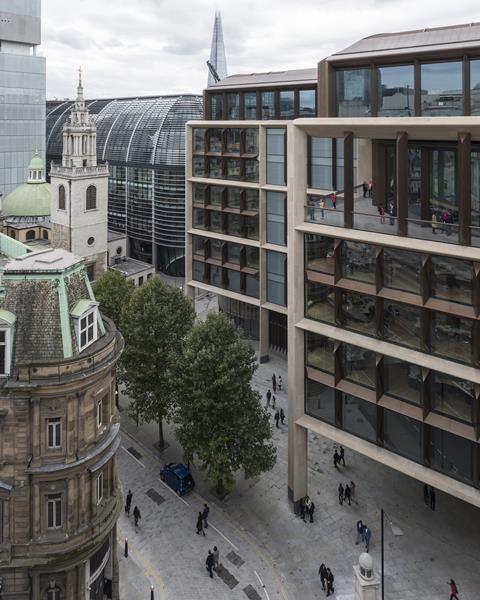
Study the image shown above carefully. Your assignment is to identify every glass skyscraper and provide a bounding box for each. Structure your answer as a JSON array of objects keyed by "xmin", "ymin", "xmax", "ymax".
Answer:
[{"xmin": 0, "ymin": 0, "xmax": 46, "ymax": 199}]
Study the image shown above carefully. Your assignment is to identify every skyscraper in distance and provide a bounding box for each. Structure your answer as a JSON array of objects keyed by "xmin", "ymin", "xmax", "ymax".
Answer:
[{"xmin": 207, "ymin": 11, "xmax": 228, "ymax": 86}]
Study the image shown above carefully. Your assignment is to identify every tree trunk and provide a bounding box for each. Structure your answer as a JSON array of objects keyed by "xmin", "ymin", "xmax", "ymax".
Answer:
[
  {"xmin": 216, "ymin": 478, "xmax": 224, "ymax": 496},
  {"xmin": 158, "ymin": 414, "xmax": 164, "ymax": 448}
]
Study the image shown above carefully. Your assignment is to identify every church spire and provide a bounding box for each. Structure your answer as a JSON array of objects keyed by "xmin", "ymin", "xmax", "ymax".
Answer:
[{"xmin": 207, "ymin": 11, "xmax": 227, "ymax": 87}]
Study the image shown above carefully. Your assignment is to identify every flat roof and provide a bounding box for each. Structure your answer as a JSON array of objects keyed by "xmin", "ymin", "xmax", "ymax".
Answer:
[
  {"xmin": 207, "ymin": 68, "xmax": 317, "ymax": 90},
  {"xmin": 4, "ymin": 248, "xmax": 82, "ymax": 273},
  {"xmin": 110, "ymin": 258, "xmax": 154, "ymax": 278},
  {"xmin": 107, "ymin": 229, "xmax": 126, "ymax": 242}
]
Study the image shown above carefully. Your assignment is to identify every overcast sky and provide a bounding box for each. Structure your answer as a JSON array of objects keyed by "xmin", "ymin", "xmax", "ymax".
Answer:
[{"xmin": 41, "ymin": 0, "xmax": 480, "ymax": 99}]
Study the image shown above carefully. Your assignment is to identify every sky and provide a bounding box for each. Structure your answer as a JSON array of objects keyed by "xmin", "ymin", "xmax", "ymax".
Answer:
[{"xmin": 41, "ymin": 0, "xmax": 480, "ymax": 99}]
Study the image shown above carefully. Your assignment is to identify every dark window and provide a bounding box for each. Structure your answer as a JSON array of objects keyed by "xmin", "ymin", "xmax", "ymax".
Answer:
[
  {"xmin": 244, "ymin": 159, "xmax": 259, "ymax": 183},
  {"xmin": 209, "ymin": 186, "xmax": 223, "ymax": 206},
  {"xmin": 266, "ymin": 128, "xmax": 286, "ymax": 186},
  {"xmin": 193, "ymin": 157, "xmax": 205, "ymax": 177},
  {"xmin": 383, "ymin": 356, "xmax": 422, "ymax": 405},
  {"xmin": 47, "ymin": 418, "xmax": 61, "ymax": 449},
  {"xmin": 227, "ymin": 93, "xmax": 240, "ymax": 120},
  {"xmin": 336, "ymin": 68, "xmax": 371, "ymax": 117},
  {"xmin": 305, "ymin": 332, "xmax": 334, "ymax": 374},
  {"xmin": 430, "ymin": 371, "xmax": 475, "ymax": 424},
  {"xmin": 383, "ymin": 410, "xmax": 421, "ymax": 462},
  {"xmin": 210, "ymin": 94, "xmax": 223, "ymax": 119},
  {"xmin": 261, "ymin": 91, "xmax": 275, "ymax": 119},
  {"xmin": 192, "ymin": 260, "xmax": 205, "ymax": 281},
  {"xmin": 384, "ymin": 301, "xmax": 421, "ymax": 349},
  {"xmin": 225, "ymin": 213, "xmax": 241, "ymax": 236},
  {"xmin": 192, "ymin": 236, "xmax": 205, "ymax": 257},
  {"xmin": 43, "ymin": 230, "xmax": 49, "ymax": 240},
  {"xmin": 279, "ymin": 90, "xmax": 294, "ymax": 119},
  {"xmin": 244, "ymin": 129, "xmax": 258, "ymax": 154},
  {"xmin": 209, "ymin": 238, "xmax": 223, "ymax": 261},
  {"xmin": 245, "ymin": 274, "xmax": 259, "ymax": 298},
  {"xmin": 342, "ymin": 393, "xmax": 376, "ymax": 442},
  {"xmin": 266, "ymin": 192, "xmax": 286, "ymax": 245},
  {"xmin": 431, "ymin": 256, "xmax": 473, "ymax": 305},
  {"xmin": 267, "ymin": 250, "xmax": 286, "ymax": 306},
  {"xmin": 138, "ymin": 276, "xmax": 144, "ymax": 286},
  {"xmin": 87, "ymin": 236, "xmax": 95, "ymax": 246},
  {"xmin": 225, "ymin": 129, "xmax": 241, "ymax": 154},
  {"xmin": 208, "ymin": 157, "xmax": 223, "ymax": 179},
  {"xmin": 209, "ymin": 129, "xmax": 222, "ymax": 153},
  {"xmin": 225, "ymin": 158, "xmax": 240, "ymax": 180},
  {"xmin": 429, "ymin": 427, "xmax": 474, "ymax": 484},
  {"xmin": 342, "ymin": 241, "xmax": 376, "ymax": 284},
  {"xmin": 305, "ymin": 380, "xmax": 336, "ymax": 424},
  {"xmin": 305, "ymin": 282, "xmax": 335, "ymax": 324},
  {"xmin": 226, "ymin": 269, "xmax": 241, "ymax": 292},
  {"xmin": 342, "ymin": 343, "xmax": 376, "ymax": 389},
  {"xmin": 58, "ymin": 184, "xmax": 66, "ymax": 210},
  {"xmin": 305, "ymin": 234, "xmax": 334, "ymax": 274},
  {"xmin": 26, "ymin": 229, "xmax": 36, "ymax": 241},
  {"xmin": 0, "ymin": 330, "xmax": 6, "ymax": 375},
  {"xmin": 226, "ymin": 187, "xmax": 241, "ymax": 209},
  {"xmin": 421, "ymin": 61, "xmax": 463, "ymax": 116},
  {"xmin": 209, "ymin": 211, "xmax": 223, "ymax": 233},
  {"xmin": 47, "ymin": 493, "xmax": 62, "ymax": 529},
  {"xmin": 86, "ymin": 185, "xmax": 97, "ymax": 210},
  {"xmin": 245, "ymin": 246, "xmax": 259, "ymax": 269},
  {"xmin": 383, "ymin": 248, "xmax": 421, "ymax": 294},
  {"xmin": 299, "ymin": 89, "xmax": 316, "ymax": 117},
  {"xmin": 377, "ymin": 65, "xmax": 415, "ymax": 117},
  {"xmin": 193, "ymin": 128, "xmax": 205, "ymax": 153},
  {"xmin": 244, "ymin": 216, "xmax": 259, "ymax": 240},
  {"xmin": 226, "ymin": 242, "xmax": 241, "ymax": 264},
  {"xmin": 310, "ymin": 137, "xmax": 333, "ymax": 189},
  {"xmin": 245, "ymin": 189, "xmax": 259, "ymax": 211},
  {"xmin": 192, "ymin": 208, "xmax": 205, "ymax": 230},
  {"xmin": 471, "ymin": 59, "xmax": 480, "ymax": 116},
  {"xmin": 431, "ymin": 312, "xmax": 473, "ymax": 364},
  {"xmin": 193, "ymin": 183, "xmax": 207, "ymax": 205},
  {"xmin": 341, "ymin": 291, "xmax": 376, "ymax": 336},
  {"xmin": 244, "ymin": 92, "xmax": 257, "ymax": 119}
]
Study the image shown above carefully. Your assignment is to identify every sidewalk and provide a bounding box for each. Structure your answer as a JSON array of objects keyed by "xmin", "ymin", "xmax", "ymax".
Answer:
[{"xmin": 118, "ymin": 351, "xmax": 480, "ymax": 600}]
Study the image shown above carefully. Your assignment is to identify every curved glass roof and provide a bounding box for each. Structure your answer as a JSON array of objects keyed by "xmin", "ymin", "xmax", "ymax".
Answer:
[{"xmin": 46, "ymin": 95, "xmax": 203, "ymax": 168}]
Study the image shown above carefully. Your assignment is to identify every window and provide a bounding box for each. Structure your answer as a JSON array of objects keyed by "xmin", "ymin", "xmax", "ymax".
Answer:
[
  {"xmin": 471, "ymin": 59, "xmax": 480, "ymax": 116},
  {"xmin": 96, "ymin": 472, "xmax": 104, "ymax": 504},
  {"xmin": 336, "ymin": 68, "xmax": 371, "ymax": 116},
  {"xmin": 47, "ymin": 418, "xmax": 61, "ymax": 449},
  {"xmin": 86, "ymin": 185, "xmax": 97, "ymax": 210},
  {"xmin": 266, "ymin": 128, "xmax": 286, "ymax": 186},
  {"xmin": 383, "ymin": 248, "xmax": 421, "ymax": 294},
  {"xmin": 430, "ymin": 371, "xmax": 474, "ymax": 424},
  {"xmin": 227, "ymin": 93, "xmax": 240, "ymax": 119},
  {"xmin": 26, "ymin": 229, "xmax": 36, "ymax": 241},
  {"xmin": 383, "ymin": 410, "xmax": 421, "ymax": 462},
  {"xmin": 342, "ymin": 241, "xmax": 376, "ymax": 284},
  {"xmin": 193, "ymin": 128, "xmax": 205, "ymax": 153},
  {"xmin": 383, "ymin": 301, "xmax": 421, "ymax": 349},
  {"xmin": 266, "ymin": 192, "xmax": 286, "ymax": 245},
  {"xmin": 421, "ymin": 61, "xmax": 463, "ymax": 116},
  {"xmin": 431, "ymin": 312, "xmax": 473, "ymax": 364},
  {"xmin": 305, "ymin": 332, "xmax": 334, "ymax": 374},
  {"xmin": 342, "ymin": 343, "xmax": 376, "ymax": 389},
  {"xmin": 304, "ymin": 234, "xmax": 334, "ymax": 274},
  {"xmin": 342, "ymin": 394, "xmax": 376, "ymax": 442},
  {"xmin": 431, "ymin": 256, "xmax": 473, "ymax": 305},
  {"xmin": 261, "ymin": 91, "xmax": 275, "ymax": 119},
  {"xmin": 279, "ymin": 90, "xmax": 294, "ymax": 119},
  {"xmin": 305, "ymin": 380, "xmax": 336, "ymax": 424},
  {"xmin": 58, "ymin": 185, "xmax": 66, "ymax": 210},
  {"xmin": 244, "ymin": 92, "xmax": 257, "ymax": 119},
  {"xmin": 377, "ymin": 65, "xmax": 414, "ymax": 117},
  {"xmin": 138, "ymin": 276, "xmax": 144, "ymax": 286},
  {"xmin": 97, "ymin": 399, "xmax": 103, "ymax": 428},
  {"xmin": 87, "ymin": 236, "xmax": 95, "ymax": 246},
  {"xmin": 0, "ymin": 328, "xmax": 12, "ymax": 376},
  {"xmin": 341, "ymin": 291, "xmax": 376, "ymax": 336},
  {"xmin": 79, "ymin": 309, "xmax": 96, "ymax": 350},
  {"xmin": 266, "ymin": 251, "xmax": 286, "ymax": 306},
  {"xmin": 47, "ymin": 494, "xmax": 62, "ymax": 529},
  {"xmin": 244, "ymin": 129, "xmax": 258, "ymax": 154},
  {"xmin": 310, "ymin": 137, "xmax": 333, "ymax": 189},
  {"xmin": 225, "ymin": 129, "xmax": 240, "ymax": 154},
  {"xmin": 299, "ymin": 89, "xmax": 316, "ymax": 117},
  {"xmin": 383, "ymin": 356, "xmax": 421, "ymax": 405},
  {"xmin": 305, "ymin": 282, "xmax": 335, "ymax": 324},
  {"xmin": 208, "ymin": 129, "xmax": 222, "ymax": 153},
  {"xmin": 429, "ymin": 426, "xmax": 474, "ymax": 484},
  {"xmin": 210, "ymin": 94, "xmax": 223, "ymax": 119}
]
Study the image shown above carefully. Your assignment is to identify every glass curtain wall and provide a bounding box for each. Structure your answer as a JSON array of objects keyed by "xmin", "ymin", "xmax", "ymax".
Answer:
[
  {"xmin": 377, "ymin": 64, "xmax": 414, "ymax": 117},
  {"xmin": 421, "ymin": 62, "xmax": 463, "ymax": 116},
  {"xmin": 336, "ymin": 69, "xmax": 371, "ymax": 117}
]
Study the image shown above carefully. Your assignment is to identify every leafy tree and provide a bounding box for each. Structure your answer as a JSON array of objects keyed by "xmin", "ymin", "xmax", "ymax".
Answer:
[
  {"xmin": 175, "ymin": 312, "xmax": 276, "ymax": 495},
  {"xmin": 93, "ymin": 269, "xmax": 134, "ymax": 327},
  {"xmin": 119, "ymin": 276, "xmax": 195, "ymax": 448}
]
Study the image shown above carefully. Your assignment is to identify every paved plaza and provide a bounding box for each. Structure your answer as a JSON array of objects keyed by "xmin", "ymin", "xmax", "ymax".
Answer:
[{"xmin": 117, "ymin": 350, "xmax": 480, "ymax": 600}]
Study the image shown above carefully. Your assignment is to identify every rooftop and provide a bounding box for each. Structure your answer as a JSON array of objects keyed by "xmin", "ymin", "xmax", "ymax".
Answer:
[
  {"xmin": 4, "ymin": 248, "xmax": 82, "ymax": 274},
  {"xmin": 207, "ymin": 68, "xmax": 317, "ymax": 90},
  {"xmin": 107, "ymin": 229, "xmax": 126, "ymax": 242},
  {"xmin": 110, "ymin": 257, "xmax": 154, "ymax": 278}
]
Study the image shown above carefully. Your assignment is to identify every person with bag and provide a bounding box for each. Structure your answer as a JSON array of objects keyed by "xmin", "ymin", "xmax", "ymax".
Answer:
[{"xmin": 206, "ymin": 550, "xmax": 214, "ymax": 578}]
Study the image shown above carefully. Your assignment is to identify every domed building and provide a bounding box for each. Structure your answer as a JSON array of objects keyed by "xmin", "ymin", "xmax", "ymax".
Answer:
[{"xmin": 1, "ymin": 149, "xmax": 51, "ymax": 245}]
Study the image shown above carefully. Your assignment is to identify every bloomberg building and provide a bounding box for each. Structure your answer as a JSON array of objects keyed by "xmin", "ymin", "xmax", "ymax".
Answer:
[
  {"xmin": 0, "ymin": 0, "xmax": 46, "ymax": 198},
  {"xmin": 47, "ymin": 95, "xmax": 202, "ymax": 275}
]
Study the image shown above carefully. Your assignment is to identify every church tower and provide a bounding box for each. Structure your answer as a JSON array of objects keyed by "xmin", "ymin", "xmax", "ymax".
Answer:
[{"xmin": 50, "ymin": 69, "xmax": 108, "ymax": 280}]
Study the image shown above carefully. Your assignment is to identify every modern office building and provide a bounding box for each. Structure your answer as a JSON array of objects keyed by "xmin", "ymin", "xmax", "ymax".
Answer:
[
  {"xmin": 0, "ymin": 245, "xmax": 123, "ymax": 599},
  {"xmin": 46, "ymin": 95, "xmax": 202, "ymax": 275},
  {"xmin": 0, "ymin": 0, "xmax": 46, "ymax": 199},
  {"xmin": 187, "ymin": 22, "xmax": 480, "ymax": 510}
]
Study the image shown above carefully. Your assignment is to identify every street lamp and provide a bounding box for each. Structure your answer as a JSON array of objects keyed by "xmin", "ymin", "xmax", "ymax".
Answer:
[
  {"xmin": 380, "ymin": 508, "xmax": 404, "ymax": 600},
  {"xmin": 150, "ymin": 585, "xmax": 154, "ymax": 600}
]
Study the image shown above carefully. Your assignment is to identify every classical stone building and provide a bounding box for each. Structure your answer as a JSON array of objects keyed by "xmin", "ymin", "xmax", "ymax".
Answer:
[{"xmin": 0, "ymin": 247, "xmax": 123, "ymax": 599}]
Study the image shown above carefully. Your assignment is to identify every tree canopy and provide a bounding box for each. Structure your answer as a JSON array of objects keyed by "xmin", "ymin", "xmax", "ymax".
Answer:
[
  {"xmin": 119, "ymin": 276, "xmax": 195, "ymax": 447},
  {"xmin": 92, "ymin": 269, "xmax": 134, "ymax": 327},
  {"xmin": 175, "ymin": 312, "xmax": 276, "ymax": 494}
]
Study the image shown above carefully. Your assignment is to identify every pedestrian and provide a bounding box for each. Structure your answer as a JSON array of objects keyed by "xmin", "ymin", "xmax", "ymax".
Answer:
[
  {"xmin": 319, "ymin": 197, "xmax": 325, "ymax": 219},
  {"xmin": 368, "ymin": 180, "xmax": 373, "ymax": 197},
  {"xmin": 308, "ymin": 500, "xmax": 315, "ymax": 523},
  {"xmin": 423, "ymin": 483, "xmax": 429, "ymax": 507},
  {"xmin": 280, "ymin": 408, "xmax": 285, "ymax": 424},
  {"xmin": 362, "ymin": 181, "xmax": 368, "ymax": 198},
  {"xmin": 356, "ymin": 519, "xmax": 364, "ymax": 545},
  {"xmin": 332, "ymin": 191, "xmax": 337, "ymax": 210},
  {"xmin": 299, "ymin": 497, "xmax": 306, "ymax": 522},
  {"xmin": 339, "ymin": 445, "xmax": 346, "ymax": 466},
  {"xmin": 344, "ymin": 484, "xmax": 351, "ymax": 506},
  {"xmin": 274, "ymin": 410, "xmax": 280, "ymax": 428},
  {"xmin": 202, "ymin": 503, "xmax": 210, "ymax": 529},
  {"xmin": 364, "ymin": 526, "xmax": 371, "ymax": 552},
  {"xmin": 350, "ymin": 480, "xmax": 357, "ymax": 504},
  {"xmin": 431, "ymin": 212, "xmax": 438, "ymax": 234},
  {"xmin": 304, "ymin": 496, "xmax": 312, "ymax": 520},
  {"xmin": 272, "ymin": 394, "xmax": 276, "ymax": 409},
  {"xmin": 213, "ymin": 545, "xmax": 220, "ymax": 571},
  {"xmin": 318, "ymin": 563, "xmax": 328, "ymax": 591},
  {"xmin": 338, "ymin": 483, "xmax": 344, "ymax": 505},
  {"xmin": 196, "ymin": 511, "xmax": 205, "ymax": 536},
  {"xmin": 430, "ymin": 487, "xmax": 436, "ymax": 511},
  {"xmin": 278, "ymin": 375, "xmax": 283, "ymax": 391},
  {"xmin": 326, "ymin": 568, "xmax": 335, "ymax": 596},
  {"xmin": 206, "ymin": 549, "xmax": 214, "ymax": 578},
  {"xmin": 333, "ymin": 450, "xmax": 340, "ymax": 469},
  {"xmin": 379, "ymin": 205, "xmax": 385, "ymax": 224},
  {"xmin": 448, "ymin": 578, "xmax": 459, "ymax": 600},
  {"xmin": 272, "ymin": 374, "xmax": 277, "ymax": 394},
  {"xmin": 133, "ymin": 506, "xmax": 141, "ymax": 530},
  {"xmin": 265, "ymin": 389, "xmax": 271, "ymax": 408},
  {"xmin": 125, "ymin": 489, "xmax": 133, "ymax": 517},
  {"xmin": 388, "ymin": 201, "xmax": 395, "ymax": 225}
]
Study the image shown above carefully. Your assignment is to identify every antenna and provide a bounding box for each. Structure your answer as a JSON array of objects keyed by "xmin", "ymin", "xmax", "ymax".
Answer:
[{"xmin": 206, "ymin": 60, "xmax": 221, "ymax": 84}]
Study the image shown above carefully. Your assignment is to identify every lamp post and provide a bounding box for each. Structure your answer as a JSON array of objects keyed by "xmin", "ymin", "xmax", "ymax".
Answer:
[
  {"xmin": 150, "ymin": 585, "xmax": 154, "ymax": 600},
  {"xmin": 381, "ymin": 508, "xmax": 385, "ymax": 600}
]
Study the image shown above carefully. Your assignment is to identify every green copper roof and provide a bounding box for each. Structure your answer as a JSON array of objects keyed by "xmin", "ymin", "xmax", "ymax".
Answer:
[
  {"xmin": 2, "ymin": 182, "xmax": 51, "ymax": 217},
  {"xmin": 29, "ymin": 154, "xmax": 44, "ymax": 170}
]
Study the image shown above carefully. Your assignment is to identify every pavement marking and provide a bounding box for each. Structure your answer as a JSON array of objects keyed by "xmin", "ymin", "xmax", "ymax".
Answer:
[
  {"xmin": 254, "ymin": 570, "xmax": 271, "ymax": 600},
  {"xmin": 157, "ymin": 477, "xmax": 189, "ymax": 506},
  {"xmin": 209, "ymin": 523, "xmax": 240, "ymax": 552},
  {"xmin": 121, "ymin": 445, "xmax": 146, "ymax": 469}
]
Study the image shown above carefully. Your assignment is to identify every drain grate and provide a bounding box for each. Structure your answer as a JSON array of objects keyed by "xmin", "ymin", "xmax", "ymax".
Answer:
[
  {"xmin": 145, "ymin": 488, "xmax": 165, "ymax": 505},
  {"xmin": 243, "ymin": 584, "xmax": 262, "ymax": 600},
  {"xmin": 216, "ymin": 565, "xmax": 239, "ymax": 589},
  {"xmin": 226, "ymin": 550, "xmax": 245, "ymax": 568},
  {"xmin": 127, "ymin": 447, "xmax": 142, "ymax": 460}
]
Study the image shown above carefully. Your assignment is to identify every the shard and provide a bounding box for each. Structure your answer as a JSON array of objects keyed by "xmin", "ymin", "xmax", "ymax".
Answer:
[{"xmin": 207, "ymin": 11, "xmax": 228, "ymax": 86}]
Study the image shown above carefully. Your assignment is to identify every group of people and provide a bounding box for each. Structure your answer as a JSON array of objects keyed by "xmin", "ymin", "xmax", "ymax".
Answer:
[
  {"xmin": 196, "ymin": 503, "xmax": 210, "ymax": 535},
  {"xmin": 338, "ymin": 482, "xmax": 356, "ymax": 506},
  {"xmin": 267, "ymin": 373, "xmax": 286, "ymax": 429},
  {"xmin": 205, "ymin": 546, "xmax": 220, "ymax": 578},
  {"xmin": 271, "ymin": 373, "xmax": 282, "ymax": 394},
  {"xmin": 423, "ymin": 484, "xmax": 436, "ymax": 511},
  {"xmin": 355, "ymin": 519, "xmax": 372, "ymax": 552},
  {"xmin": 299, "ymin": 495, "xmax": 315, "ymax": 523},
  {"xmin": 125, "ymin": 489, "xmax": 142, "ymax": 531},
  {"xmin": 431, "ymin": 210, "xmax": 453, "ymax": 235},
  {"xmin": 318, "ymin": 563, "xmax": 335, "ymax": 596},
  {"xmin": 362, "ymin": 180, "xmax": 373, "ymax": 198},
  {"xmin": 333, "ymin": 446, "xmax": 346, "ymax": 469}
]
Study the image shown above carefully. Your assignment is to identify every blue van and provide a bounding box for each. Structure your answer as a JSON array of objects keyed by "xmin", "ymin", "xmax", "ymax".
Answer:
[{"xmin": 160, "ymin": 463, "xmax": 195, "ymax": 496}]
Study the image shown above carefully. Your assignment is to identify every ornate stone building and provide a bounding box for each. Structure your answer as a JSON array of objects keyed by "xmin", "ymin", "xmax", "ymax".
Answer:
[{"xmin": 0, "ymin": 247, "xmax": 123, "ymax": 599}]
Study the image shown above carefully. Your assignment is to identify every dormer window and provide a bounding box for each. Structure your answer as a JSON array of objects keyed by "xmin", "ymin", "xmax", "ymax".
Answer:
[
  {"xmin": 0, "ymin": 309, "xmax": 16, "ymax": 376},
  {"xmin": 71, "ymin": 300, "xmax": 98, "ymax": 352}
]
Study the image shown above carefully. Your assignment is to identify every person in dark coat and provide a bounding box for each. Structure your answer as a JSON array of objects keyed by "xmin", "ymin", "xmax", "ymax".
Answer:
[
  {"xmin": 344, "ymin": 484, "xmax": 351, "ymax": 506},
  {"xmin": 338, "ymin": 483, "xmax": 344, "ymax": 505},
  {"xmin": 206, "ymin": 550, "xmax": 214, "ymax": 578},
  {"xmin": 280, "ymin": 408, "xmax": 285, "ymax": 424},
  {"xmin": 196, "ymin": 511, "xmax": 205, "ymax": 536},
  {"xmin": 274, "ymin": 410, "xmax": 280, "ymax": 428},
  {"xmin": 202, "ymin": 503, "xmax": 210, "ymax": 528},
  {"xmin": 299, "ymin": 497, "xmax": 306, "ymax": 522},
  {"xmin": 339, "ymin": 445, "xmax": 346, "ymax": 466},
  {"xmin": 326, "ymin": 568, "xmax": 335, "ymax": 596},
  {"xmin": 423, "ymin": 483, "xmax": 429, "ymax": 506},
  {"xmin": 133, "ymin": 506, "xmax": 141, "ymax": 530},
  {"xmin": 265, "ymin": 389, "xmax": 272, "ymax": 407},
  {"xmin": 362, "ymin": 181, "xmax": 368, "ymax": 198},
  {"xmin": 356, "ymin": 519, "xmax": 364, "ymax": 544},
  {"xmin": 272, "ymin": 374, "xmax": 277, "ymax": 394},
  {"xmin": 272, "ymin": 395, "xmax": 276, "ymax": 409},
  {"xmin": 308, "ymin": 500, "xmax": 315, "ymax": 523},
  {"xmin": 364, "ymin": 526, "xmax": 371, "ymax": 552},
  {"xmin": 430, "ymin": 487, "xmax": 436, "ymax": 511},
  {"xmin": 333, "ymin": 451, "xmax": 340, "ymax": 469},
  {"xmin": 318, "ymin": 563, "xmax": 328, "ymax": 590},
  {"xmin": 448, "ymin": 578, "xmax": 459, "ymax": 600},
  {"xmin": 125, "ymin": 490, "xmax": 133, "ymax": 517}
]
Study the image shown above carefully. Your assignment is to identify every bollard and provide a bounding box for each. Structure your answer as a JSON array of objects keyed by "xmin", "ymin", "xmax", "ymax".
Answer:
[
  {"xmin": 150, "ymin": 585, "xmax": 154, "ymax": 600},
  {"xmin": 124, "ymin": 537, "xmax": 128, "ymax": 558}
]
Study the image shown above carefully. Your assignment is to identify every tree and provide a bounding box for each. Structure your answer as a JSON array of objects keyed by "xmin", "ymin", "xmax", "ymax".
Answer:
[
  {"xmin": 175, "ymin": 312, "xmax": 276, "ymax": 495},
  {"xmin": 93, "ymin": 269, "xmax": 134, "ymax": 327},
  {"xmin": 119, "ymin": 276, "xmax": 195, "ymax": 448}
]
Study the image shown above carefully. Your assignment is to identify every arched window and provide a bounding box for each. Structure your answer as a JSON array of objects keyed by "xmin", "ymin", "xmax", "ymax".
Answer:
[
  {"xmin": 86, "ymin": 185, "xmax": 96, "ymax": 210},
  {"xmin": 43, "ymin": 230, "xmax": 49, "ymax": 240},
  {"xmin": 26, "ymin": 230, "xmax": 36, "ymax": 241},
  {"xmin": 58, "ymin": 185, "xmax": 65, "ymax": 210}
]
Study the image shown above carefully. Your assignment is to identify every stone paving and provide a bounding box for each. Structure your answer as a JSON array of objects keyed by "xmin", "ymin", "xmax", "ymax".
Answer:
[{"xmin": 117, "ymin": 350, "xmax": 480, "ymax": 600}]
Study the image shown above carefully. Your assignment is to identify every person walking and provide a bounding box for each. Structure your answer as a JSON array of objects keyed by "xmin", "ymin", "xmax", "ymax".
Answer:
[
  {"xmin": 213, "ymin": 546, "xmax": 220, "ymax": 571},
  {"xmin": 274, "ymin": 410, "xmax": 280, "ymax": 428},
  {"xmin": 362, "ymin": 181, "xmax": 368, "ymax": 198},
  {"xmin": 202, "ymin": 503, "xmax": 210, "ymax": 529},
  {"xmin": 338, "ymin": 483, "xmax": 344, "ymax": 505},
  {"xmin": 278, "ymin": 376, "xmax": 283, "ymax": 391},
  {"xmin": 319, "ymin": 197, "xmax": 325, "ymax": 219},
  {"xmin": 280, "ymin": 408, "xmax": 285, "ymax": 425},
  {"xmin": 299, "ymin": 497, "xmax": 306, "ymax": 522},
  {"xmin": 272, "ymin": 374, "xmax": 277, "ymax": 394},
  {"xmin": 308, "ymin": 500, "xmax": 315, "ymax": 523},
  {"xmin": 364, "ymin": 525, "xmax": 372, "ymax": 552},
  {"xmin": 332, "ymin": 191, "xmax": 337, "ymax": 210},
  {"xmin": 133, "ymin": 506, "xmax": 141, "ymax": 531},
  {"xmin": 196, "ymin": 511, "xmax": 205, "ymax": 536},
  {"xmin": 430, "ymin": 487, "xmax": 436, "ymax": 511},
  {"xmin": 318, "ymin": 563, "xmax": 328, "ymax": 591},
  {"xmin": 423, "ymin": 483, "xmax": 429, "ymax": 507},
  {"xmin": 265, "ymin": 389, "xmax": 271, "ymax": 408},
  {"xmin": 431, "ymin": 212, "xmax": 438, "ymax": 234},
  {"xmin": 206, "ymin": 550, "xmax": 214, "ymax": 578},
  {"xmin": 368, "ymin": 180, "xmax": 373, "ymax": 198},
  {"xmin": 448, "ymin": 578, "xmax": 459, "ymax": 600},
  {"xmin": 350, "ymin": 480, "xmax": 357, "ymax": 504},
  {"xmin": 339, "ymin": 445, "xmax": 346, "ymax": 466},
  {"xmin": 356, "ymin": 519, "xmax": 364, "ymax": 545},
  {"xmin": 333, "ymin": 450, "xmax": 340, "ymax": 469},
  {"xmin": 326, "ymin": 568, "xmax": 335, "ymax": 596},
  {"xmin": 272, "ymin": 395, "xmax": 276, "ymax": 409},
  {"xmin": 344, "ymin": 484, "xmax": 351, "ymax": 506},
  {"xmin": 379, "ymin": 205, "xmax": 385, "ymax": 224},
  {"xmin": 125, "ymin": 489, "xmax": 133, "ymax": 517},
  {"xmin": 304, "ymin": 496, "xmax": 312, "ymax": 521}
]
